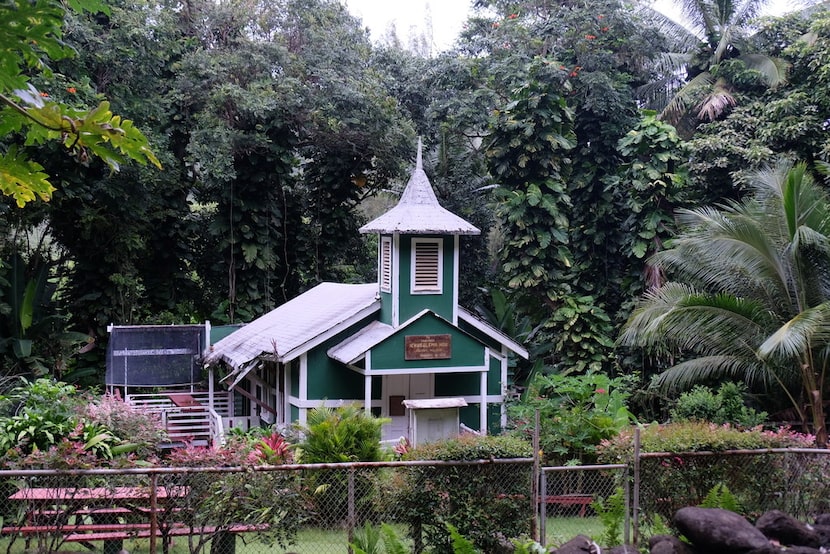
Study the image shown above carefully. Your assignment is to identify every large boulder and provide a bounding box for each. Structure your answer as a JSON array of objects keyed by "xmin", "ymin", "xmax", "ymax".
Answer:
[
  {"xmin": 756, "ymin": 510, "xmax": 820, "ymax": 547},
  {"xmin": 812, "ymin": 524, "xmax": 830, "ymax": 548},
  {"xmin": 648, "ymin": 534, "xmax": 697, "ymax": 554},
  {"xmin": 551, "ymin": 534, "xmax": 601, "ymax": 554},
  {"xmin": 674, "ymin": 507, "xmax": 776, "ymax": 554}
]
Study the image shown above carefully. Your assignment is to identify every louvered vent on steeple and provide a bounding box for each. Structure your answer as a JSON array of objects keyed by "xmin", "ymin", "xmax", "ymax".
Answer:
[
  {"xmin": 380, "ymin": 237, "xmax": 392, "ymax": 293},
  {"xmin": 412, "ymin": 239, "xmax": 441, "ymax": 293}
]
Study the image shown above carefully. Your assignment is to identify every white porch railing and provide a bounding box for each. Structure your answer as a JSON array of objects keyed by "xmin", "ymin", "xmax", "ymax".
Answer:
[{"xmin": 126, "ymin": 391, "xmax": 231, "ymax": 447}]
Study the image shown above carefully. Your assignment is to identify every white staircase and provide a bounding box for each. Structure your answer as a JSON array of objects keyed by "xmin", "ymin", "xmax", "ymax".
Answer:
[{"xmin": 126, "ymin": 391, "xmax": 228, "ymax": 448}]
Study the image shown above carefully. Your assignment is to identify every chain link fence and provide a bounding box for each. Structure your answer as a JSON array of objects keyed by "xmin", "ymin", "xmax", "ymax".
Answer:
[
  {"xmin": 0, "ymin": 460, "xmax": 533, "ymax": 554},
  {"xmin": 3, "ymin": 450, "xmax": 830, "ymax": 553},
  {"xmin": 540, "ymin": 464, "xmax": 628, "ymax": 548},
  {"xmin": 635, "ymin": 448, "xmax": 830, "ymax": 539}
]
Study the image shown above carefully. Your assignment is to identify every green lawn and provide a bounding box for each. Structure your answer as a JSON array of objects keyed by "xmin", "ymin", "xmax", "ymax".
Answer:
[
  {"xmin": 0, "ymin": 519, "xmax": 604, "ymax": 553},
  {"xmin": 543, "ymin": 516, "xmax": 604, "ymax": 547}
]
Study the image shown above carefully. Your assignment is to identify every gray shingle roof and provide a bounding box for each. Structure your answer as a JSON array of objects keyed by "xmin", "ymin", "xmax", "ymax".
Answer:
[
  {"xmin": 359, "ymin": 142, "xmax": 480, "ymax": 236},
  {"xmin": 204, "ymin": 282, "xmax": 379, "ymax": 370}
]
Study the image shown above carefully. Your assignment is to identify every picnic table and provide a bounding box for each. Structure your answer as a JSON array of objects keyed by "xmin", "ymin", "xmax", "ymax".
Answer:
[
  {"xmin": 4, "ymin": 485, "xmax": 260, "ymax": 553},
  {"xmin": 4, "ymin": 485, "xmax": 188, "ymax": 553}
]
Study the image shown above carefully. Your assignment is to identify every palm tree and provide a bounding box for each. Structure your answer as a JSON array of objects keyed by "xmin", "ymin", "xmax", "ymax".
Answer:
[
  {"xmin": 640, "ymin": 0, "xmax": 789, "ymax": 132},
  {"xmin": 619, "ymin": 161, "xmax": 830, "ymax": 446}
]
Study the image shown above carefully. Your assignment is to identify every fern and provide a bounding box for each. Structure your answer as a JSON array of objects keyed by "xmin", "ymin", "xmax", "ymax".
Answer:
[
  {"xmin": 700, "ymin": 483, "xmax": 742, "ymax": 513},
  {"xmin": 380, "ymin": 523, "xmax": 410, "ymax": 554},
  {"xmin": 447, "ymin": 524, "xmax": 480, "ymax": 554},
  {"xmin": 350, "ymin": 521, "xmax": 382, "ymax": 554}
]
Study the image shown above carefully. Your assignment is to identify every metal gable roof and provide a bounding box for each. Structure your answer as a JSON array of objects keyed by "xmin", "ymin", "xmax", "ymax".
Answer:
[
  {"xmin": 327, "ymin": 307, "xmax": 528, "ymax": 365},
  {"xmin": 359, "ymin": 142, "xmax": 480, "ymax": 236},
  {"xmin": 204, "ymin": 282, "xmax": 380, "ymax": 370},
  {"xmin": 457, "ymin": 307, "xmax": 530, "ymax": 360}
]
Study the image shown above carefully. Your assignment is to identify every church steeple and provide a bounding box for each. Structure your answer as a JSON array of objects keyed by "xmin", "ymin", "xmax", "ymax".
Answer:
[
  {"xmin": 359, "ymin": 139, "xmax": 480, "ymax": 236},
  {"xmin": 360, "ymin": 141, "xmax": 479, "ymax": 327}
]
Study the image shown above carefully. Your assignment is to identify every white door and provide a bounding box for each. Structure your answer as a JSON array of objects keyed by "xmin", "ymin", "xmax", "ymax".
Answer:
[{"xmin": 383, "ymin": 373, "xmax": 432, "ymax": 441}]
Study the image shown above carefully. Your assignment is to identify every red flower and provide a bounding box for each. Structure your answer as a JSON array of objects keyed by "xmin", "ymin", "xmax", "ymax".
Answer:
[
  {"xmin": 596, "ymin": 388, "xmax": 607, "ymax": 394},
  {"xmin": 601, "ymin": 26, "xmax": 609, "ymax": 32},
  {"xmin": 39, "ymin": 91, "xmax": 49, "ymax": 97},
  {"xmin": 66, "ymin": 87, "xmax": 77, "ymax": 94},
  {"xmin": 492, "ymin": 22, "xmax": 500, "ymax": 28},
  {"xmin": 508, "ymin": 13, "xmax": 518, "ymax": 19},
  {"xmin": 585, "ymin": 34, "xmax": 597, "ymax": 40},
  {"xmin": 598, "ymin": 14, "xmax": 605, "ymax": 19}
]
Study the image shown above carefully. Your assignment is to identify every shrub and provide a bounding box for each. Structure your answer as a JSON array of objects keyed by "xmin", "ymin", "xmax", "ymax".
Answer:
[
  {"xmin": 295, "ymin": 404, "xmax": 390, "ymax": 463},
  {"xmin": 597, "ymin": 423, "xmax": 817, "ymax": 524},
  {"xmin": 294, "ymin": 405, "xmax": 390, "ymax": 526},
  {"xmin": 670, "ymin": 383, "xmax": 767, "ymax": 428},
  {"xmin": 400, "ymin": 434, "xmax": 533, "ymax": 553},
  {"xmin": 508, "ymin": 372, "xmax": 635, "ymax": 464},
  {"xmin": 597, "ymin": 422, "xmax": 815, "ymax": 462},
  {"xmin": 80, "ymin": 394, "xmax": 167, "ymax": 459}
]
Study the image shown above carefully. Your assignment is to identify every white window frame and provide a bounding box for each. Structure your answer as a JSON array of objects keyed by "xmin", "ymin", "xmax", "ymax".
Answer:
[
  {"xmin": 411, "ymin": 238, "xmax": 443, "ymax": 294},
  {"xmin": 380, "ymin": 236, "xmax": 392, "ymax": 293}
]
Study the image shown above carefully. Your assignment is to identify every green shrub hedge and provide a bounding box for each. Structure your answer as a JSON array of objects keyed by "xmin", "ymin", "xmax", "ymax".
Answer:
[{"xmin": 400, "ymin": 434, "xmax": 533, "ymax": 553}]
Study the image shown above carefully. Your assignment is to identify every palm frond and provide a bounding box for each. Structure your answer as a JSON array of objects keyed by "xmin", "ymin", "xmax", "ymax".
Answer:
[
  {"xmin": 740, "ymin": 54, "xmax": 790, "ymax": 87},
  {"xmin": 619, "ymin": 282, "xmax": 772, "ymax": 357},
  {"xmin": 677, "ymin": 0, "xmax": 718, "ymax": 38},
  {"xmin": 656, "ymin": 206, "xmax": 791, "ymax": 304},
  {"xmin": 651, "ymin": 355, "xmax": 766, "ymax": 393},
  {"xmin": 661, "ymin": 71, "xmax": 715, "ymax": 124},
  {"xmin": 695, "ymin": 81, "xmax": 736, "ymax": 121},
  {"xmin": 759, "ymin": 302, "xmax": 830, "ymax": 359}
]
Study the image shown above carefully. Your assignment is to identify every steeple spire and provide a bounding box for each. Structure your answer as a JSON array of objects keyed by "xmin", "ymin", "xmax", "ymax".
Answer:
[{"xmin": 359, "ymin": 140, "xmax": 480, "ymax": 236}]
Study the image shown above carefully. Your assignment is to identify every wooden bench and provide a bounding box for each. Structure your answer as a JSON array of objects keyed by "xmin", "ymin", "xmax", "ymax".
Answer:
[
  {"xmin": 2, "ymin": 520, "xmax": 266, "ymax": 554},
  {"xmin": 542, "ymin": 494, "xmax": 594, "ymax": 517},
  {"xmin": 5, "ymin": 486, "xmax": 266, "ymax": 553}
]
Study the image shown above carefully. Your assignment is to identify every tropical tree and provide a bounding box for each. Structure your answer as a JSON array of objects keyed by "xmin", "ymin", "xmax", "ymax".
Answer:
[
  {"xmin": 0, "ymin": 0, "xmax": 159, "ymax": 206},
  {"xmin": 619, "ymin": 161, "xmax": 830, "ymax": 446},
  {"xmin": 684, "ymin": 8, "xmax": 830, "ymax": 204},
  {"xmin": 642, "ymin": 0, "xmax": 790, "ymax": 133}
]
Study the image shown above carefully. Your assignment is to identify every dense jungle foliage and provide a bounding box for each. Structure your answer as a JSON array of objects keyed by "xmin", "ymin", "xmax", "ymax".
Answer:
[{"xmin": 4, "ymin": 0, "xmax": 830, "ymax": 433}]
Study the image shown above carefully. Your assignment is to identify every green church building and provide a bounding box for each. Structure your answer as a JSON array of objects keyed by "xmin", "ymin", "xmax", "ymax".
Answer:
[{"xmin": 205, "ymin": 144, "xmax": 528, "ymax": 444}]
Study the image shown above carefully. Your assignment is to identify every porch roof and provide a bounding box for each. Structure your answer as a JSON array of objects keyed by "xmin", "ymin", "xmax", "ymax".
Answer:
[{"xmin": 204, "ymin": 282, "xmax": 380, "ymax": 371}]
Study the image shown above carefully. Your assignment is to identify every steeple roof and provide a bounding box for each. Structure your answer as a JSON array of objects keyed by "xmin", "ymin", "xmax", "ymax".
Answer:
[{"xmin": 359, "ymin": 141, "xmax": 480, "ymax": 236}]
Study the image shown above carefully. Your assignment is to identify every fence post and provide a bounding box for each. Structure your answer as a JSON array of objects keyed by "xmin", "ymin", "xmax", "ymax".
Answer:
[
  {"xmin": 149, "ymin": 473, "xmax": 158, "ymax": 554},
  {"xmin": 347, "ymin": 467, "xmax": 356, "ymax": 554},
  {"xmin": 532, "ymin": 409, "xmax": 540, "ymax": 541},
  {"xmin": 632, "ymin": 426, "xmax": 641, "ymax": 547},
  {"xmin": 540, "ymin": 469, "xmax": 547, "ymax": 547},
  {"xmin": 624, "ymin": 463, "xmax": 631, "ymax": 545}
]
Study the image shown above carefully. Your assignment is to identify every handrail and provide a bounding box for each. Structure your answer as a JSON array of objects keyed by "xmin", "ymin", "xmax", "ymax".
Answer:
[{"xmin": 208, "ymin": 408, "xmax": 225, "ymax": 446}]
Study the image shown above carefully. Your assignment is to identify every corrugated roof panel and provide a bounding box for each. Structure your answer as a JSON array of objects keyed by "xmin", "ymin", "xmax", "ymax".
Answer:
[{"xmin": 204, "ymin": 282, "xmax": 379, "ymax": 369}]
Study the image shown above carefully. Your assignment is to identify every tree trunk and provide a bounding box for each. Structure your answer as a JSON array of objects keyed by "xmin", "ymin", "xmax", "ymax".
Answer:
[{"xmin": 811, "ymin": 389, "xmax": 827, "ymax": 447}]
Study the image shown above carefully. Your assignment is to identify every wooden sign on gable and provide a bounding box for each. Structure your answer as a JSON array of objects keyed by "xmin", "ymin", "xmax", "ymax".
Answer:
[{"xmin": 404, "ymin": 334, "xmax": 451, "ymax": 360}]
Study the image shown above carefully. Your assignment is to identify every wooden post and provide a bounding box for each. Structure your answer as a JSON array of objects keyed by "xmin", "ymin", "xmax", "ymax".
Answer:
[
  {"xmin": 149, "ymin": 474, "xmax": 158, "ymax": 554},
  {"xmin": 632, "ymin": 426, "xmax": 641, "ymax": 547},
  {"xmin": 347, "ymin": 468, "xmax": 356, "ymax": 554},
  {"xmin": 531, "ymin": 409, "xmax": 540, "ymax": 541}
]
